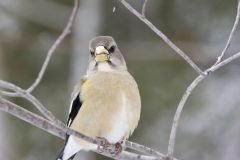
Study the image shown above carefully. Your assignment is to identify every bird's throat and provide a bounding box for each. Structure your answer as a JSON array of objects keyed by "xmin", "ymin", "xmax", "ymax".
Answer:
[{"xmin": 97, "ymin": 62, "xmax": 113, "ymax": 72}]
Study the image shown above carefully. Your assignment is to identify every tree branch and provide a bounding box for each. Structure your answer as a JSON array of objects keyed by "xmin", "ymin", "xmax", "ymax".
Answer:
[
  {"xmin": 142, "ymin": 0, "xmax": 148, "ymax": 17},
  {"xmin": 26, "ymin": 0, "xmax": 79, "ymax": 93},
  {"xmin": 167, "ymin": 75, "xmax": 205, "ymax": 158},
  {"xmin": 0, "ymin": 80, "xmax": 63, "ymax": 126},
  {"xmin": 213, "ymin": 0, "xmax": 240, "ymax": 65},
  {"xmin": 166, "ymin": 0, "xmax": 240, "ymax": 158},
  {"xmin": 0, "ymin": 97, "xmax": 168, "ymax": 160},
  {"xmin": 0, "ymin": 97, "xmax": 65, "ymax": 138},
  {"xmin": 167, "ymin": 51, "xmax": 240, "ymax": 159},
  {"xmin": 208, "ymin": 51, "xmax": 240, "ymax": 73},
  {"xmin": 117, "ymin": 0, "xmax": 204, "ymax": 75},
  {"xmin": 125, "ymin": 141, "xmax": 166, "ymax": 158}
]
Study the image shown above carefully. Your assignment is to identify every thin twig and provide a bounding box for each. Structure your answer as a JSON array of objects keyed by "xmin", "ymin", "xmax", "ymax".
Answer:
[
  {"xmin": 125, "ymin": 141, "xmax": 166, "ymax": 158},
  {"xmin": 0, "ymin": 97, "xmax": 66, "ymax": 138},
  {"xmin": 0, "ymin": 80, "xmax": 63, "ymax": 126},
  {"xmin": 167, "ymin": 50, "xmax": 240, "ymax": 159},
  {"xmin": 0, "ymin": 97, "xmax": 161, "ymax": 160},
  {"xmin": 142, "ymin": 0, "xmax": 149, "ymax": 17},
  {"xmin": 0, "ymin": 87, "xmax": 19, "ymax": 97},
  {"xmin": 117, "ymin": 0, "xmax": 204, "ymax": 75},
  {"xmin": 0, "ymin": 0, "xmax": 80, "ymax": 125},
  {"xmin": 0, "ymin": 90, "xmax": 18, "ymax": 97},
  {"xmin": 26, "ymin": 0, "xmax": 79, "ymax": 93},
  {"xmin": 213, "ymin": 0, "xmax": 240, "ymax": 65},
  {"xmin": 167, "ymin": 51, "xmax": 240, "ymax": 159},
  {"xmin": 166, "ymin": 0, "xmax": 240, "ymax": 158},
  {"xmin": 167, "ymin": 75, "xmax": 205, "ymax": 159},
  {"xmin": 208, "ymin": 51, "xmax": 240, "ymax": 72}
]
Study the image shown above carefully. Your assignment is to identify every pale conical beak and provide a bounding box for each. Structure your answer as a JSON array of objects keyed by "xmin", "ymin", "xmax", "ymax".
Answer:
[{"xmin": 95, "ymin": 46, "xmax": 110, "ymax": 62}]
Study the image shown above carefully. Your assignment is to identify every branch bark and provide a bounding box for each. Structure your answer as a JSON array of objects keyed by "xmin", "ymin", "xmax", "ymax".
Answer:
[
  {"xmin": 117, "ymin": 0, "xmax": 204, "ymax": 75},
  {"xmin": 26, "ymin": 0, "xmax": 79, "ymax": 93},
  {"xmin": 142, "ymin": 0, "xmax": 148, "ymax": 17},
  {"xmin": 166, "ymin": 0, "xmax": 240, "ymax": 156},
  {"xmin": 0, "ymin": 80, "xmax": 63, "ymax": 126},
  {"xmin": 167, "ymin": 51, "xmax": 240, "ymax": 159},
  {"xmin": 213, "ymin": 0, "xmax": 240, "ymax": 65},
  {"xmin": 0, "ymin": 97, "xmax": 170, "ymax": 160},
  {"xmin": 117, "ymin": 0, "xmax": 240, "ymax": 159}
]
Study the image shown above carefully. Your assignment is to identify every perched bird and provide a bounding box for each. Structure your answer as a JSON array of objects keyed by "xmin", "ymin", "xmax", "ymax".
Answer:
[{"xmin": 56, "ymin": 36, "xmax": 141, "ymax": 160}]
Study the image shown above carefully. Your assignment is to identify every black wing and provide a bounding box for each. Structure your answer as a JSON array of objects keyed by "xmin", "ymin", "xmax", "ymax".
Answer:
[
  {"xmin": 56, "ymin": 93, "xmax": 82, "ymax": 160},
  {"xmin": 67, "ymin": 93, "xmax": 82, "ymax": 127}
]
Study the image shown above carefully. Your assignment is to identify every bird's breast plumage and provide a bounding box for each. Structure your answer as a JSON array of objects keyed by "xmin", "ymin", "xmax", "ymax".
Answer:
[{"xmin": 71, "ymin": 71, "xmax": 141, "ymax": 148}]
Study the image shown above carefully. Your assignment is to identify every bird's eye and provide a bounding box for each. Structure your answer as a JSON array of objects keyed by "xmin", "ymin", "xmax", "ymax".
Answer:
[
  {"xmin": 109, "ymin": 46, "xmax": 115, "ymax": 53},
  {"xmin": 90, "ymin": 50, "xmax": 94, "ymax": 56}
]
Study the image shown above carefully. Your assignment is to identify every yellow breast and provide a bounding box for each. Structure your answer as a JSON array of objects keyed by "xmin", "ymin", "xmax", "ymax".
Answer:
[{"xmin": 71, "ymin": 71, "xmax": 141, "ymax": 149}]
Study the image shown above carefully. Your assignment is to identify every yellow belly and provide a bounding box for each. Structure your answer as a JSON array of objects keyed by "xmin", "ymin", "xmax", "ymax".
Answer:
[{"xmin": 71, "ymin": 71, "xmax": 141, "ymax": 150}]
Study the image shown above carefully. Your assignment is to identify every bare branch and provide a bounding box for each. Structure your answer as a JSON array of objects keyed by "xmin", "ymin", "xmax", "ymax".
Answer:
[
  {"xmin": 117, "ymin": 0, "xmax": 204, "ymax": 75},
  {"xmin": 0, "ymin": 97, "xmax": 165, "ymax": 160},
  {"xmin": 167, "ymin": 51, "xmax": 240, "ymax": 159},
  {"xmin": 0, "ymin": 0, "xmax": 80, "ymax": 126},
  {"xmin": 213, "ymin": 0, "xmax": 240, "ymax": 65},
  {"xmin": 167, "ymin": 75, "xmax": 205, "ymax": 158},
  {"xmin": 126, "ymin": 141, "xmax": 166, "ymax": 158},
  {"xmin": 0, "ymin": 97, "xmax": 65, "ymax": 138},
  {"xmin": 0, "ymin": 90, "xmax": 18, "ymax": 97},
  {"xmin": 0, "ymin": 80, "xmax": 63, "ymax": 126},
  {"xmin": 26, "ymin": 0, "xmax": 79, "ymax": 93},
  {"xmin": 208, "ymin": 51, "xmax": 240, "ymax": 72},
  {"xmin": 142, "ymin": 0, "xmax": 149, "ymax": 17},
  {"xmin": 166, "ymin": 0, "xmax": 240, "ymax": 158}
]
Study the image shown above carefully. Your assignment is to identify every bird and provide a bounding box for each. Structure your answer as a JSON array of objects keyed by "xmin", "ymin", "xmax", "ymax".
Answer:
[{"xmin": 56, "ymin": 36, "xmax": 141, "ymax": 160}]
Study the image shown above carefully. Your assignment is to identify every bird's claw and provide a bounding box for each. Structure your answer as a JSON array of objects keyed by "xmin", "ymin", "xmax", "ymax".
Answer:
[
  {"xmin": 113, "ymin": 142, "xmax": 122, "ymax": 155},
  {"xmin": 96, "ymin": 137, "xmax": 110, "ymax": 152},
  {"xmin": 96, "ymin": 137, "xmax": 123, "ymax": 155}
]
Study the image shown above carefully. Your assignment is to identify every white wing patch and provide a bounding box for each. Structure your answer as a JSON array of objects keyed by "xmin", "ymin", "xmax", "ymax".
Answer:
[{"xmin": 62, "ymin": 136, "xmax": 82, "ymax": 160}]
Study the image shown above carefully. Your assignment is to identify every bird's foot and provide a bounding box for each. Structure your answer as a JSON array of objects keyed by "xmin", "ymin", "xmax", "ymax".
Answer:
[
  {"xmin": 96, "ymin": 137, "xmax": 123, "ymax": 156},
  {"xmin": 96, "ymin": 137, "xmax": 110, "ymax": 153},
  {"xmin": 113, "ymin": 142, "xmax": 122, "ymax": 155},
  {"xmin": 107, "ymin": 142, "xmax": 123, "ymax": 156}
]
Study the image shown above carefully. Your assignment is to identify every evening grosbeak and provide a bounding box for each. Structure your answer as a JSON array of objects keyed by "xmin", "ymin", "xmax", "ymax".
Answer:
[{"xmin": 56, "ymin": 36, "xmax": 141, "ymax": 160}]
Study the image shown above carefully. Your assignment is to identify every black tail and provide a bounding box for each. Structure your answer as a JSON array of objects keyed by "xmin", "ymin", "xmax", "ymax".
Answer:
[
  {"xmin": 68, "ymin": 154, "xmax": 77, "ymax": 160},
  {"xmin": 56, "ymin": 146, "xmax": 64, "ymax": 160},
  {"xmin": 56, "ymin": 148, "xmax": 76, "ymax": 160},
  {"xmin": 56, "ymin": 134, "xmax": 70, "ymax": 160}
]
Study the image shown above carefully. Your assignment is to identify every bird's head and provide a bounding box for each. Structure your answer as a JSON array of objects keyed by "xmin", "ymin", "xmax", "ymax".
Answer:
[{"xmin": 87, "ymin": 36, "xmax": 127, "ymax": 73}]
